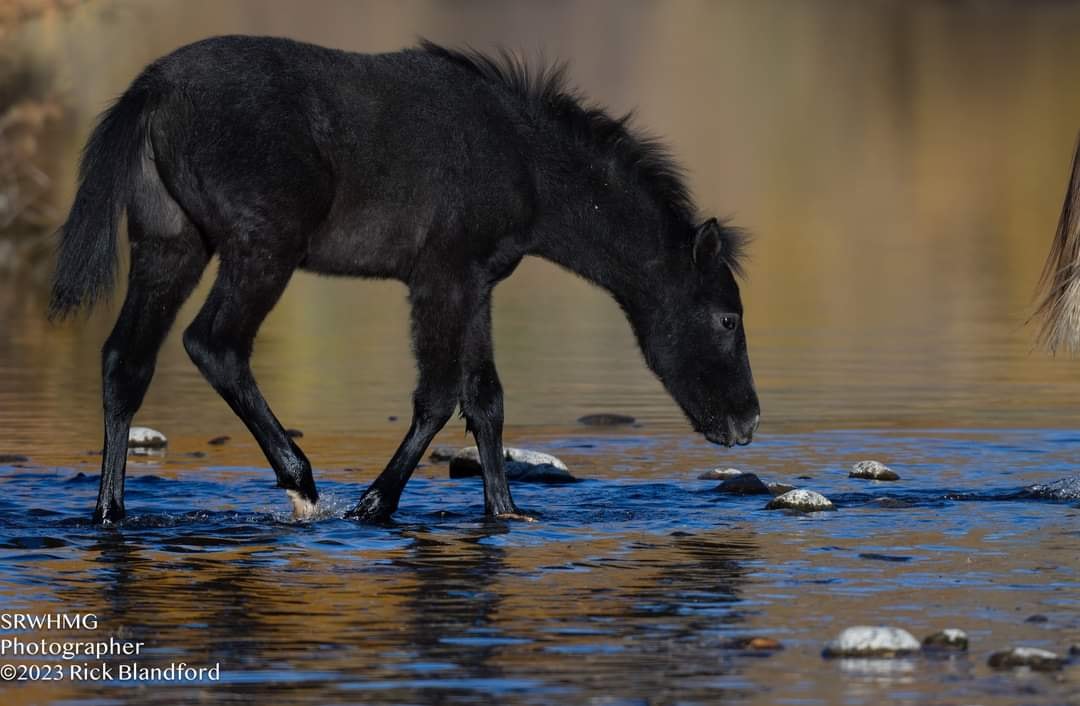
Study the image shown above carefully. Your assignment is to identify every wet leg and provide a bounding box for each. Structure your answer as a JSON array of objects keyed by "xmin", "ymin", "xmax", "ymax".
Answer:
[
  {"xmin": 182, "ymin": 254, "xmax": 317, "ymax": 518},
  {"xmin": 346, "ymin": 286, "xmax": 468, "ymax": 522},
  {"xmin": 95, "ymin": 229, "xmax": 208, "ymax": 524},
  {"xmin": 460, "ymin": 295, "xmax": 529, "ymax": 520}
]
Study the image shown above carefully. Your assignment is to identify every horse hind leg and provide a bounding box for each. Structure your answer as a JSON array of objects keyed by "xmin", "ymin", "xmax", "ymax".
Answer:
[
  {"xmin": 181, "ymin": 243, "xmax": 318, "ymax": 519},
  {"xmin": 95, "ymin": 167, "xmax": 210, "ymax": 524}
]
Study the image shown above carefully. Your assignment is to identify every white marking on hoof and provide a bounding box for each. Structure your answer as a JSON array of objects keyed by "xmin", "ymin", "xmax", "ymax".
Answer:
[{"xmin": 286, "ymin": 490, "xmax": 318, "ymax": 521}]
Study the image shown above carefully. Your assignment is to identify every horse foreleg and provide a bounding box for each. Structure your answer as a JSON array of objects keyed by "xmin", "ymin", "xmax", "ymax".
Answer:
[{"xmin": 459, "ymin": 293, "xmax": 530, "ymax": 520}]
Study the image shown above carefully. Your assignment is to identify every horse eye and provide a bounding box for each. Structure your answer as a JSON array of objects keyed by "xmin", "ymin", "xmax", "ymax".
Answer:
[{"xmin": 719, "ymin": 314, "xmax": 739, "ymax": 331}]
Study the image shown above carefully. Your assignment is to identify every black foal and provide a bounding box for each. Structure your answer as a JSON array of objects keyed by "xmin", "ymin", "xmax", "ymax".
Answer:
[{"xmin": 50, "ymin": 36, "xmax": 759, "ymax": 525}]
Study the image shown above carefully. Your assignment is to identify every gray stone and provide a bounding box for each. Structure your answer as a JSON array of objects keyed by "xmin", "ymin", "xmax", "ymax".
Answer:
[
  {"xmin": 1022, "ymin": 475, "xmax": 1080, "ymax": 500},
  {"xmin": 767, "ymin": 482, "xmax": 797, "ymax": 496},
  {"xmin": 577, "ymin": 413, "xmax": 636, "ymax": 426},
  {"xmin": 767, "ymin": 489, "xmax": 836, "ymax": 512},
  {"xmin": 987, "ymin": 647, "xmax": 1066, "ymax": 671},
  {"xmin": 698, "ymin": 467, "xmax": 745, "ymax": 481},
  {"xmin": 449, "ymin": 447, "xmax": 575, "ymax": 484},
  {"xmin": 716, "ymin": 473, "xmax": 770, "ymax": 495},
  {"xmin": 822, "ymin": 626, "xmax": 920, "ymax": 658},
  {"xmin": 128, "ymin": 426, "xmax": 167, "ymax": 449},
  {"xmin": 922, "ymin": 629, "xmax": 968, "ymax": 651},
  {"xmin": 850, "ymin": 460, "xmax": 900, "ymax": 481},
  {"xmin": 428, "ymin": 446, "xmax": 458, "ymax": 463}
]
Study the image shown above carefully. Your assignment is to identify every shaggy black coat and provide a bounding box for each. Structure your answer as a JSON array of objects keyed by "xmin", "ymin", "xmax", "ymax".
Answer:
[{"xmin": 49, "ymin": 36, "xmax": 759, "ymax": 524}]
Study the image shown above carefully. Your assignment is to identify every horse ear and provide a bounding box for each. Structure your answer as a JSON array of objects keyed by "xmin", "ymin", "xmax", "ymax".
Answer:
[{"xmin": 692, "ymin": 218, "xmax": 722, "ymax": 267}]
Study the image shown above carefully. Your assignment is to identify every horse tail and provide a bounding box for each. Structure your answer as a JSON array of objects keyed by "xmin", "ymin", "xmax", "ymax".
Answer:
[
  {"xmin": 48, "ymin": 79, "xmax": 154, "ymax": 320},
  {"xmin": 1034, "ymin": 132, "xmax": 1080, "ymax": 352}
]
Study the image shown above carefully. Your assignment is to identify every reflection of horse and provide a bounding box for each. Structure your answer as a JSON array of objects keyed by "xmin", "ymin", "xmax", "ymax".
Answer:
[
  {"xmin": 1035, "ymin": 136, "xmax": 1080, "ymax": 352},
  {"xmin": 48, "ymin": 36, "xmax": 759, "ymax": 525}
]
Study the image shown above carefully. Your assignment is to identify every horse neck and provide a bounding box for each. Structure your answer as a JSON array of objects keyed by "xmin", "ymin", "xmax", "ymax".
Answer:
[{"xmin": 529, "ymin": 161, "xmax": 679, "ymax": 315}]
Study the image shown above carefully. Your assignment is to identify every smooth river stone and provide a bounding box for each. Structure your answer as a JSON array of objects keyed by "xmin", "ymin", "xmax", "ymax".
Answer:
[
  {"xmin": 128, "ymin": 426, "xmax": 167, "ymax": 449},
  {"xmin": 698, "ymin": 467, "xmax": 745, "ymax": 481},
  {"xmin": 577, "ymin": 413, "xmax": 636, "ymax": 426},
  {"xmin": 767, "ymin": 482, "xmax": 797, "ymax": 496},
  {"xmin": 449, "ymin": 447, "xmax": 576, "ymax": 483},
  {"xmin": 822, "ymin": 626, "xmax": 921, "ymax": 658},
  {"xmin": 850, "ymin": 460, "xmax": 900, "ymax": 481},
  {"xmin": 922, "ymin": 629, "xmax": 968, "ymax": 651},
  {"xmin": 428, "ymin": 446, "xmax": 458, "ymax": 463},
  {"xmin": 987, "ymin": 647, "xmax": 1066, "ymax": 671},
  {"xmin": 766, "ymin": 489, "xmax": 835, "ymax": 512},
  {"xmin": 716, "ymin": 473, "xmax": 770, "ymax": 495}
]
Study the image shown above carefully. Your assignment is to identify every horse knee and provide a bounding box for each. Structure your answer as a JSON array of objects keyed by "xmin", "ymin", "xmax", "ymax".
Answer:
[
  {"xmin": 461, "ymin": 363, "xmax": 503, "ymax": 430},
  {"xmin": 412, "ymin": 390, "xmax": 456, "ymax": 433}
]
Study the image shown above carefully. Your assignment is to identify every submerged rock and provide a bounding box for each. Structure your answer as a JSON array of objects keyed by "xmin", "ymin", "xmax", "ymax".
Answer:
[
  {"xmin": 767, "ymin": 489, "xmax": 836, "ymax": 512},
  {"xmin": 207, "ymin": 435, "xmax": 230, "ymax": 446},
  {"xmin": 822, "ymin": 626, "xmax": 920, "ymax": 658},
  {"xmin": 922, "ymin": 629, "xmax": 968, "ymax": 652},
  {"xmin": 987, "ymin": 647, "xmax": 1066, "ymax": 671},
  {"xmin": 0, "ymin": 453, "xmax": 29, "ymax": 463},
  {"xmin": 577, "ymin": 413, "xmax": 636, "ymax": 426},
  {"xmin": 128, "ymin": 426, "xmax": 167, "ymax": 449},
  {"xmin": 850, "ymin": 460, "xmax": 900, "ymax": 481},
  {"xmin": 698, "ymin": 467, "xmax": 744, "ymax": 481},
  {"xmin": 428, "ymin": 446, "xmax": 458, "ymax": 463},
  {"xmin": 449, "ymin": 447, "xmax": 575, "ymax": 484},
  {"xmin": 716, "ymin": 473, "xmax": 770, "ymax": 495},
  {"xmin": 1021, "ymin": 475, "xmax": 1080, "ymax": 501}
]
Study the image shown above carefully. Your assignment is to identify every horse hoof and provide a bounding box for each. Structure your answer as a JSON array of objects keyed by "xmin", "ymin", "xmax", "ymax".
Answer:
[
  {"xmin": 345, "ymin": 492, "xmax": 394, "ymax": 524},
  {"xmin": 286, "ymin": 490, "xmax": 318, "ymax": 521}
]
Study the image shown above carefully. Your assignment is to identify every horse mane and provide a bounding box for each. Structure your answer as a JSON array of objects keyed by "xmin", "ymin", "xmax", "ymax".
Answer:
[{"xmin": 419, "ymin": 41, "xmax": 749, "ymax": 276}]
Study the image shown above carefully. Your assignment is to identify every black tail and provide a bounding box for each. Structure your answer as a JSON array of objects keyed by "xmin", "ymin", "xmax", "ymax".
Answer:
[{"xmin": 48, "ymin": 83, "xmax": 152, "ymax": 320}]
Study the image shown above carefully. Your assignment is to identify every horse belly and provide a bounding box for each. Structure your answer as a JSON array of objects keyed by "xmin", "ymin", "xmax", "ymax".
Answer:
[{"xmin": 302, "ymin": 205, "xmax": 422, "ymax": 280}]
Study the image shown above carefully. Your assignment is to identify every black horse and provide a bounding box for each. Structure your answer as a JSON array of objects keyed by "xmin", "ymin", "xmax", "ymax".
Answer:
[{"xmin": 50, "ymin": 36, "xmax": 760, "ymax": 525}]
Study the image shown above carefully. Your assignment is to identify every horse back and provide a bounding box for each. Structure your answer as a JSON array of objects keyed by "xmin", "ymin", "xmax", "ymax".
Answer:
[{"xmin": 143, "ymin": 35, "xmax": 536, "ymax": 282}]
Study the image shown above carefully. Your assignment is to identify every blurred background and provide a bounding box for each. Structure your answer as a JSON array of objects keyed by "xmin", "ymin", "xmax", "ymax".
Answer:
[{"xmin": 4, "ymin": 0, "xmax": 1080, "ymax": 457}]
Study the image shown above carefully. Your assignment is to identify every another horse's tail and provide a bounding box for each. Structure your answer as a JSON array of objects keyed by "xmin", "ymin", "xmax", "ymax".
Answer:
[
  {"xmin": 48, "ymin": 80, "xmax": 153, "ymax": 320},
  {"xmin": 1034, "ymin": 133, "xmax": 1080, "ymax": 352}
]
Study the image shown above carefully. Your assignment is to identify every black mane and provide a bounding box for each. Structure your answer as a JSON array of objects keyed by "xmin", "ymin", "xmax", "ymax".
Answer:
[
  {"xmin": 419, "ymin": 41, "xmax": 747, "ymax": 276},
  {"xmin": 419, "ymin": 44, "xmax": 695, "ymax": 217}
]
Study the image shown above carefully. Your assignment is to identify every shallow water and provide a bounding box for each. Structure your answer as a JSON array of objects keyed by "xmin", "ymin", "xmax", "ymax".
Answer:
[{"xmin": 3, "ymin": 1, "xmax": 1080, "ymax": 704}]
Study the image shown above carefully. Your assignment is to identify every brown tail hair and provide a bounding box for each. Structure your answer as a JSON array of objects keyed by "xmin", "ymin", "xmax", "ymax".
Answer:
[{"xmin": 1034, "ymin": 133, "xmax": 1080, "ymax": 353}]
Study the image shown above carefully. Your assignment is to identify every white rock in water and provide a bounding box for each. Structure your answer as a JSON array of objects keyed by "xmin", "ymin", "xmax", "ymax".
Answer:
[
  {"xmin": 1022, "ymin": 475, "xmax": 1080, "ymax": 500},
  {"xmin": 823, "ymin": 626, "xmax": 921, "ymax": 657},
  {"xmin": 698, "ymin": 467, "xmax": 745, "ymax": 481},
  {"xmin": 850, "ymin": 460, "xmax": 900, "ymax": 481},
  {"xmin": 766, "ymin": 489, "xmax": 835, "ymax": 512},
  {"xmin": 128, "ymin": 426, "xmax": 167, "ymax": 449},
  {"xmin": 767, "ymin": 482, "xmax": 797, "ymax": 496},
  {"xmin": 988, "ymin": 646, "xmax": 1066, "ymax": 671},
  {"xmin": 451, "ymin": 446, "xmax": 568, "ymax": 472}
]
